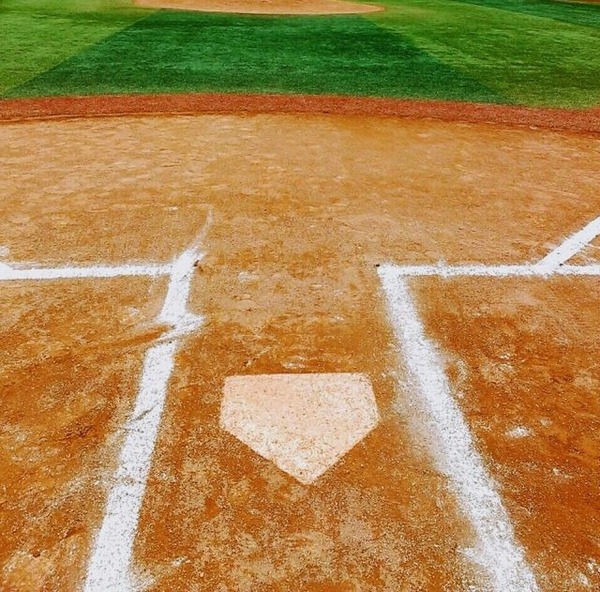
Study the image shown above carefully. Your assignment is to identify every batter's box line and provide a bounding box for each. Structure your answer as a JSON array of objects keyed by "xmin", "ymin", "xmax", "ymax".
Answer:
[
  {"xmin": 0, "ymin": 210, "xmax": 212, "ymax": 592},
  {"xmin": 383, "ymin": 214, "xmax": 600, "ymax": 279},
  {"xmin": 0, "ymin": 261, "xmax": 171, "ymax": 281},
  {"xmin": 2, "ymin": 211, "xmax": 597, "ymax": 592},
  {"xmin": 1, "ymin": 214, "xmax": 598, "ymax": 283},
  {"xmin": 0, "ymin": 239, "xmax": 202, "ymax": 592},
  {"xmin": 0, "ymin": 206, "xmax": 215, "ymax": 283},
  {"xmin": 383, "ymin": 262, "xmax": 600, "ymax": 278},
  {"xmin": 378, "ymin": 214, "xmax": 600, "ymax": 592}
]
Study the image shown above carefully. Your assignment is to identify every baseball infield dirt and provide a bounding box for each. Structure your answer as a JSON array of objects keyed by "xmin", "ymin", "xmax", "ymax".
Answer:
[{"xmin": 1, "ymin": 111, "xmax": 599, "ymax": 591}]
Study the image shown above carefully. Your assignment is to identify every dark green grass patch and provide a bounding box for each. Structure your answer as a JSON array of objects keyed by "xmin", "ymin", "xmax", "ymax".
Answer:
[
  {"xmin": 450, "ymin": 0, "xmax": 600, "ymax": 29},
  {"xmin": 7, "ymin": 10, "xmax": 502, "ymax": 103}
]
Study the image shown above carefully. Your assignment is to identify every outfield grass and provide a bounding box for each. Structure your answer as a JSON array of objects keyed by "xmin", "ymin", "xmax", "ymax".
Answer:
[
  {"xmin": 369, "ymin": 0, "xmax": 600, "ymax": 107},
  {"xmin": 1, "ymin": 0, "xmax": 599, "ymax": 107}
]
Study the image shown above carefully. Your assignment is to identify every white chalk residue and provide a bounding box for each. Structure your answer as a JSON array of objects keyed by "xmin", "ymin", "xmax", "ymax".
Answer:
[
  {"xmin": 83, "ymin": 341, "xmax": 177, "ymax": 592},
  {"xmin": 506, "ymin": 426, "xmax": 532, "ymax": 439},
  {"xmin": 84, "ymin": 212, "xmax": 211, "ymax": 592},
  {"xmin": 0, "ymin": 263, "xmax": 170, "ymax": 282},
  {"xmin": 379, "ymin": 268, "xmax": 539, "ymax": 592},
  {"xmin": 381, "ymin": 263, "xmax": 600, "ymax": 278},
  {"xmin": 536, "ymin": 215, "xmax": 600, "ymax": 271}
]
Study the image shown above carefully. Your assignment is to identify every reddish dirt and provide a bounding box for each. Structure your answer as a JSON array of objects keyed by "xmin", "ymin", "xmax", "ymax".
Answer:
[
  {"xmin": 415, "ymin": 277, "xmax": 600, "ymax": 591},
  {"xmin": 1, "ymin": 113, "xmax": 599, "ymax": 590},
  {"xmin": 1, "ymin": 93, "xmax": 599, "ymax": 135},
  {"xmin": 135, "ymin": 0, "xmax": 382, "ymax": 14},
  {"xmin": 0, "ymin": 278, "xmax": 167, "ymax": 592}
]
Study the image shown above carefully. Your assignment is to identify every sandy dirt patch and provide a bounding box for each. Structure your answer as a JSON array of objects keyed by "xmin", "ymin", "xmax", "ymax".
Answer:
[
  {"xmin": 1, "ymin": 113, "xmax": 599, "ymax": 590},
  {"xmin": 134, "ymin": 0, "xmax": 382, "ymax": 15}
]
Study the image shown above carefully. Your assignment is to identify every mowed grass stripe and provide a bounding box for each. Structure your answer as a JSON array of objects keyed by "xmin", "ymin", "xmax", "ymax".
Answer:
[
  {"xmin": 368, "ymin": 0, "xmax": 600, "ymax": 107},
  {"xmin": 7, "ymin": 10, "xmax": 502, "ymax": 103},
  {"xmin": 0, "ymin": 1, "xmax": 149, "ymax": 94},
  {"xmin": 451, "ymin": 0, "xmax": 600, "ymax": 29}
]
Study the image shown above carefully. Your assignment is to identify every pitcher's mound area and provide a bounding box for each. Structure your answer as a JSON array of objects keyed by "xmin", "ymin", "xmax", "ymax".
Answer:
[{"xmin": 134, "ymin": 0, "xmax": 382, "ymax": 14}]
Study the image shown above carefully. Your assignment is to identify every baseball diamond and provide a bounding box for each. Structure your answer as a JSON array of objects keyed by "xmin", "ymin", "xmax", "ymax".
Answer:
[{"xmin": 0, "ymin": 1, "xmax": 599, "ymax": 591}]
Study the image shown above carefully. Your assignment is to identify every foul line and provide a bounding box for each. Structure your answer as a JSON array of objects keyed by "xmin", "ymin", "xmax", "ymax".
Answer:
[
  {"xmin": 536, "ymin": 215, "xmax": 600, "ymax": 271},
  {"xmin": 383, "ymin": 263, "xmax": 600, "ymax": 278},
  {"xmin": 83, "ymin": 211, "xmax": 212, "ymax": 592},
  {"xmin": 0, "ymin": 262, "xmax": 170, "ymax": 281},
  {"xmin": 379, "ymin": 270, "xmax": 539, "ymax": 592}
]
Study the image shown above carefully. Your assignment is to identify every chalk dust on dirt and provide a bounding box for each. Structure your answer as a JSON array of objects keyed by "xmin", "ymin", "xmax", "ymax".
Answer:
[
  {"xmin": 0, "ymin": 278, "xmax": 167, "ymax": 591},
  {"xmin": 1, "ymin": 113, "xmax": 599, "ymax": 590},
  {"xmin": 415, "ymin": 277, "xmax": 600, "ymax": 592}
]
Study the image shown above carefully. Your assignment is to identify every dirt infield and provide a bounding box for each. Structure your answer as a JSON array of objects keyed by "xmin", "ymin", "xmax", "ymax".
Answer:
[
  {"xmin": 415, "ymin": 276, "xmax": 600, "ymax": 590},
  {"xmin": 135, "ymin": 0, "xmax": 382, "ymax": 14},
  {"xmin": 1, "ymin": 111, "xmax": 599, "ymax": 591},
  {"xmin": 1, "ymin": 93, "xmax": 600, "ymax": 135},
  {"xmin": 0, "ymin": 278, "xmax": 165, "ymax": 592}
]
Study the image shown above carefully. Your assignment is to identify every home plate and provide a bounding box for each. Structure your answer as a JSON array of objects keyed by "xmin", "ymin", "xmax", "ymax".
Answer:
[{"xmin": 220, "ymin": 373, "xmax": 379, "ymax": 484}]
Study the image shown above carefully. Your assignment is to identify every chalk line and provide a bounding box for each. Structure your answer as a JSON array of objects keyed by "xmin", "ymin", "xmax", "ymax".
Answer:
[
  {"xmin": 83, "ymin": 340, "xmax": 177, "ymax": 592},
  {"xmin": 0, "ymin": 262, "xmax": 170, "ymax": 282},
  {"xmin": 536, "ymin": 215, "xmax": 600, "ymax": 271},
  {"xmin": 83, "ymin": 212, "xmax": 211, "ymax": 592},
  {"xmin": 379, "ymin": 268, "xmax": 539, "ymax": 592},
  {"xmin": 379, "ymin": 263, "xmax": 600, "ymax": 278}
]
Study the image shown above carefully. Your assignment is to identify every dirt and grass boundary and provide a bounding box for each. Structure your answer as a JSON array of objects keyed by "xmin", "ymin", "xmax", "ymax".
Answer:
[{"xmin": 1, "ymin": 93, "xmax": 599, "ymax": 135}]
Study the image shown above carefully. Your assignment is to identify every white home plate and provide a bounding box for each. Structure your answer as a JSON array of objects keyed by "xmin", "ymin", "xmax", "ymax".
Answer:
[{"xmin": 220, "ymin": 373, "xmax": 379, "ymax": 484}]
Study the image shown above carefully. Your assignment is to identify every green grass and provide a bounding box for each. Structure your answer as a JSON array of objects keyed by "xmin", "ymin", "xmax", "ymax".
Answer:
[
  {"xmin": 0, "ymin": 0, "xmax": 146, "ymax": 94},
  {"xmin": 368, "ymin": 0, "xmax": 600, "ymax": 107},
  {"xmin": 447, "ymin": 0, "xmax": 600, "ymax": 29},
  {"xmin": 7, "ymin": 10, "xmax": 501, "ymax": 103},
  {"xmin": 1, "ymin": 0, "xmax": 599, "ymax": 107}
]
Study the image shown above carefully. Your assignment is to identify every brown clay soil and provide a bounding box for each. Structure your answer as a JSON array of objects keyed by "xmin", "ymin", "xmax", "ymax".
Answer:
[
  {"xmin": 0, "ymin": 278, "xmax": 168, "ymax": 592},
  {"xmin": 415, "ymin": 277, "xmax": 600, "ymax": 592},
  {"xmin": 1, "ymin": 112, "xmax": 599, "ymax": 591},
  {"xmin": 134, "ymin": 0, "xmax": 382, "ymax": 14},
  {"xmin": 2, "ymin": 93, "xmax": 599, "ymax": 135}
]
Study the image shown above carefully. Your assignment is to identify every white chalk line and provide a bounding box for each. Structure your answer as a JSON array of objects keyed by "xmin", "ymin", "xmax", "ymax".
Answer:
[
  {"xmin": 381, "ymin": 262, "xmax": 600, "ymax": 278},
  {"xmin": 84, "ymin": 211, "xmax": 212, "ymax": 592},
  {"xmin": 379, "ymin": 269, "xmax": 539, "ymax": 592},
  {"xmin": 381, "ymin": 215, "xmax": 600, "ymax": 279},
  {"xmin": 3, "ymin": 211, "xmax": 593, "ymax": 589},
  {"xmin": 1, "ymin": 215, "xmax": 596, "ymax": 283},
  {"xmin": 83, "ymin": 341, "xmax": 177, "ymax": 592},
  {"xmin": 536, "ymin": 215, "xmax": 600, "ymax": 271},
  {"xmin": 0, "ymin": 262, "xmax": 170, "ymax": 281}
]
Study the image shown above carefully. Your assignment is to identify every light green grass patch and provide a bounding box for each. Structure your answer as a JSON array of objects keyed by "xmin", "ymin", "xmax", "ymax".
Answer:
[{"xmin": 0, "ymin": 0, "xmax": 149, "ymax": 94}]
